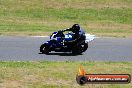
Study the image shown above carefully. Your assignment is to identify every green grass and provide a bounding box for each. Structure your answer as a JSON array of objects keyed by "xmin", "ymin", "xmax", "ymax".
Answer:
[
  {"xmin": 0, "ymin": 61, "xmax": 132, "ymax": 88},
  {"xmin": 0, "ymin": 0, "xmax": 132, "ymax": 37}
]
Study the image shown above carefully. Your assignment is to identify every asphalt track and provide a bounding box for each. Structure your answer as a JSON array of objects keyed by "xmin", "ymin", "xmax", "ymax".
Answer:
[{"xmin": 0, "ymin": 36, "xmax": 132, "ymax": 61}]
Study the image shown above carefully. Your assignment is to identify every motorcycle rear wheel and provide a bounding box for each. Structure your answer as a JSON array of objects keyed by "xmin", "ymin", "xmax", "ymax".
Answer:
[
  {"xmin": 72, "ymin": 46, "xmax": 83, "ymax": 54},
  {"xmin": 72, "ymin": 43, "xmax": 88, "ymax": 54},
  {"xmin": 82, "ymin": 43, "xmax": 88, "ymax": 52}
]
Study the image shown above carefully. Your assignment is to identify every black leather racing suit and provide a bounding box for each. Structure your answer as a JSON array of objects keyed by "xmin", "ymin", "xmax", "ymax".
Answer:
[{"xmin": 64, "ymin": 28, "xmax": 86, "ymax": 48}]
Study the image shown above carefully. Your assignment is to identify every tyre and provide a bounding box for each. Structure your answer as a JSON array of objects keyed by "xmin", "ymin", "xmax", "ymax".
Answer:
[
  {"xmin": 72, "ymin": 43, "xmax": 88, "ymax": 54},
  {"xmin": 40, "ymin": 44, "xmax": 49, "ymax": 54},
  {"xmin": 82, "ymin": 43, "xmax": 88, "ymax": 52},
  {"xmin": 72, "ymin": 45, "xmax": 83, "ymax": 54}
]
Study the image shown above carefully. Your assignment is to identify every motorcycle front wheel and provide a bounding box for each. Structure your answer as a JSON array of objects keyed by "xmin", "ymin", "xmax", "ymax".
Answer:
[{"xmin": 40, "ymin": 44, "xmax": 50, "ymax": 54}]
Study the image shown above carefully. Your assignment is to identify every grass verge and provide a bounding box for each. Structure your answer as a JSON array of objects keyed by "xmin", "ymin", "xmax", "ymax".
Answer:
[
  {"xmin": 0, "ymin": 0, "xmax": 132, "ymax": 37},
  {"xmin": 0, "ymin": 61, "xmax": 131, "ymax": 88}
]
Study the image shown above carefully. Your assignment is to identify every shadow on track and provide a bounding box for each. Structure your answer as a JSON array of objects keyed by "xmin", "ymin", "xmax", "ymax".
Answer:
[{"xmin": 39, "ymin": 52, "xmax": 83, "ymax": 56}]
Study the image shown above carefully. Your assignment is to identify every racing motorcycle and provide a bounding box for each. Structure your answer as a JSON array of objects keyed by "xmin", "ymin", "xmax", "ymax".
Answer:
[{"xmin": 40, "ymin": 30, "xmax": 88, "ymax": 54}]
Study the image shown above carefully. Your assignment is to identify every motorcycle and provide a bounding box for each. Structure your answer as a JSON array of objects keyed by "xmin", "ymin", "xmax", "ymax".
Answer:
[{"xmin": 40, "ymin": 30, "xmax": 88, "ymax": 54}]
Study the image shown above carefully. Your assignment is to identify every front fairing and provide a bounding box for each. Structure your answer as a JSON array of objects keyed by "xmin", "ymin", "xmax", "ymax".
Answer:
[
  {"xmin": 44, "ymin": 41, "xmax": 51, "ymax": 45},
  {"xmin": 64, "ymin": 32, "xmax": 73, "ymax": 41},
  {"xmin": 50, "ymin": 31, "xmax": 64, "ymax": 42}
]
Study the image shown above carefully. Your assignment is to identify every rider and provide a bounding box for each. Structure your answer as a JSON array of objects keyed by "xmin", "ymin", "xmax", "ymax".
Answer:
[{"xmin": 64, "ymin": 24, "xmax": 86, "ymax": 47}]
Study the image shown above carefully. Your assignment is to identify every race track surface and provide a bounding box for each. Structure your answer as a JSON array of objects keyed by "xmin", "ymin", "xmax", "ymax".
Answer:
[{"xmin": 0, "ymin": 36, "xmax": 132, "ymax": 61}]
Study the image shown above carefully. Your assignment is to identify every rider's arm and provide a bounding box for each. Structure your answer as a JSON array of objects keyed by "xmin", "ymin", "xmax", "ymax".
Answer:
[
  {"xmin": 63, "ymin": 28, "xmax": 72, "ymax": 31},
  {"xmin": 65, "ymin": 33, "xmax": 81, "ymax": 43}
]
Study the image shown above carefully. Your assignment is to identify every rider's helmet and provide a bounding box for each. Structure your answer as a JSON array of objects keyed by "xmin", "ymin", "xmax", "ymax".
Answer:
[{"xmin": 71, "ymin": 24, "xmax": 80, "ymax": 33}]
